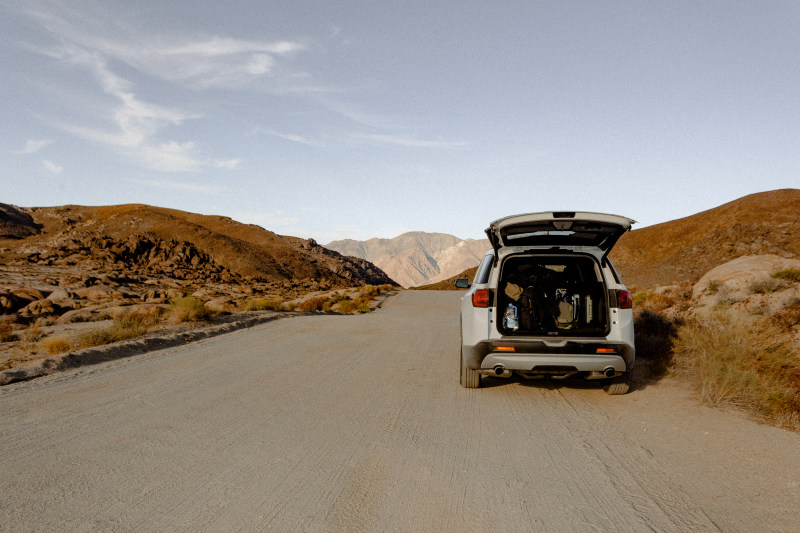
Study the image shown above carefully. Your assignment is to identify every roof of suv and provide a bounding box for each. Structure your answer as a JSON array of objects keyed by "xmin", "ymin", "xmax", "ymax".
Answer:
[{"xmin": 486, "ymin": 211, "xmax": 635, "ymax": 254}]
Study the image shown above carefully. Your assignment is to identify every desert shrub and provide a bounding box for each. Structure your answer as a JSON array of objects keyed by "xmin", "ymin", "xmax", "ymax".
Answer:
[
  {"xmin": 114, "ymin": 307, "xmax": 162, "ymax": 328},
  {"xmin": 336, "ymin": 299, "xmax": 359, "ymax": 314},
  {"xmin": 771, "ymin": 299, "xmax": 800, "ymax": 330},
  {"xmin": 706, "ymin": 279, "xmax": 722, "ymax": 294},
  {"xmin": 633, "ymin": 309, "xmax": 678, "ymax": 381},
  {"xmin": 0, "ymin": 321, "xmax": 15, "ymax": 343},
  {"xmin": 773, "ymin": 269, "xmax": 800, "ymax": 282},
  {"xmin": 359, "ymin": 285, "xmax": 379, "ymax": 298},
  {"xmin": 749, "ymin": 278, "xmax": 788, "ymax": 294},
  {"xmin": 673, "ymin": 315, "xmax": 800, "ymax": 423},
  {"xmin": 296, "ymin": 297, "xmax": 327, "ymax": 312},
  {"xmin": 246, "ymin": 297, "xmax": 283, "ymax": 312},
  {"xmin": 715, "ymin": 285, "xmax": 744, "ymax": 307},
  {"xmin": 633, "ymin": 290, "xmax": 651, "ymax": 307},
  {"xmin": 20, "ymin": 323, "xmax": 43, "ymax": 346},
  {"xmin": 169, "ymin": 296, "xmax": 215, "ymax": 323},
  {"xmin": 41, "ymin": 335, "xmax": 72, "ymax": 355},
  {"xmin": 76, "ymin": 318, "xmax": 149, "ymax": 349},
  {"xmin": 322, "ymin": 293, "xmax": 347, "ymax": 312}
]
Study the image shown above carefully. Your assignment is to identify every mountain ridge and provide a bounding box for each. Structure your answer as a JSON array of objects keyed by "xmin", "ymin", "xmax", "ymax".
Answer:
[
  {"xmin": 326, "ymin": 231, "xmax": 490, "ymax": 287},
  {"xmin": 0, "ymin": 203, "xmax": 396, "ymax": 290}
]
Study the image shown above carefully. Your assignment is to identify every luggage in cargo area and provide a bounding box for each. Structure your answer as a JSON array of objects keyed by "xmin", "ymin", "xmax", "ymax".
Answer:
[{"xmin": 498, "ymin": 254, "xmax": 609, "ymax": 337}]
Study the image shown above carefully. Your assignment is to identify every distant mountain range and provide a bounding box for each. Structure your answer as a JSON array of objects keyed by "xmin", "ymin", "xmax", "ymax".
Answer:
[{"xmin": 325, "ymin": 232, "xmax": 490, "ymax": 287}]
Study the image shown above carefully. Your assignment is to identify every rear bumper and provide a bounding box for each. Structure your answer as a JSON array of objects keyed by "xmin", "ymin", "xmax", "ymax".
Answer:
[{"xmin": 462, "ymin": 340, "xmax": 634, "ymax": 373}]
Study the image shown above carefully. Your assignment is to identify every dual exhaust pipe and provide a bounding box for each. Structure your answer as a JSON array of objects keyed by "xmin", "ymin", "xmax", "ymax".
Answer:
[{"xmin": 485, "ymin": 365, "xmax": 617, "ymax": 379}]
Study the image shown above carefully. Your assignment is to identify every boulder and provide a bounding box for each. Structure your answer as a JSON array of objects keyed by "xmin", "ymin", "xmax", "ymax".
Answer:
[
  {"xmin": 692, "ymin": 254, "xmax": 800, "ymax": 316},
  {"xmin": 17, "ymin": 299, "xmax": 61, "ymax": 320},
  {"xmin": 0, "ymin": 292, "xmax": 23, "ymax": 314},
  {"xmin": 10, "ymin": 287, "xmax": 47, "ymax": 302},
  {"xmin": 0, "ymin": 203, "xmax": 41, "ymax": 238},
  {"xmin": 75, "ymin": 285, "xmax": 125, "ymax": 302},
  {"xmin": 693, "ymin": 255, "xmax": 800, "ymax": 299}
]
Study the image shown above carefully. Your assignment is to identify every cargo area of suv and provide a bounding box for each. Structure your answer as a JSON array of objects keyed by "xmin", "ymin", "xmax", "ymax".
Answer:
[
  {"xmin": 458, "ymin": 211, "xmax": 636, "ymax": 394},
  {"xmin": 497, "ymin": 254, "xmax": 610, "ymax": 337}
]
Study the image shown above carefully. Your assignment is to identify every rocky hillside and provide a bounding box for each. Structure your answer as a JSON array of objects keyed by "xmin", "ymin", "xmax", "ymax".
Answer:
[
  {"xmin": 0, "ymin": 204, "xmax": 395, "ymax": 288},
  {"xmin": 611, "ymin": 189, "xmax": 800, "ymax": 288},
  {"xmin": 0, "ymin": 203, "xmax": 396, "ymax": 334},
  {"xmin": 326, "ymin": 232, "xmax": 490, "ymax": 287}
]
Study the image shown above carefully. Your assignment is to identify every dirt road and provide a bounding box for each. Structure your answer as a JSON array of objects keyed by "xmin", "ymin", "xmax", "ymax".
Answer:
[{"xmin": 1, "ymin": 291, "xmax": 799, "ymax": 532}]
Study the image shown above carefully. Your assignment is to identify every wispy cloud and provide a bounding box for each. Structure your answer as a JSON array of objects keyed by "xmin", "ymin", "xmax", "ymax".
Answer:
[
  {"xmin": 23, "ymin": 5, "xmax": 305, "ymax": 90},
  {"xmin": 252, "ymin": 129, "xmax": 323, "ymax": 147},
  {"xmin": 51, "ymin": 47, "xmax": 203, "ymax": 172},
  {"xmin": 127, "ymin": 178, "xmax": 224, "ymax": 194},
  {"xmin": 350, "ymin": 133, "xmax": 469, "ymax": 149},
  {"xmin": 214, "ymin": 158, "xmax": 241, "ymax": 169},
  {"xmin": 16, "ymin": 139, "xmax": 52, "ymax": 154},
  {"xmin": 18, "ymin": 4, "xmax": 307, "ymax": 172},
  {"xmin": 43, "ymin": 160, "xmax": 63, "ymax": 174}
]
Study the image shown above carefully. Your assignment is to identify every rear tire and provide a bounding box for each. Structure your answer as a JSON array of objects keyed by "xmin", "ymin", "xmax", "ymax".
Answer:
[
  {"xmin": 604, "ymin": 373, "xmax": 630, "ymax": 395},
  {"xmin": 460, "ymin": 347, "xmax": 481, "ymax": 388}
]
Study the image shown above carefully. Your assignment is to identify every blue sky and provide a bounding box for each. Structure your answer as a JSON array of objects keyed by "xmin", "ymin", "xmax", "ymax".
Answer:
[{"xmin": 2, "ymin": 1, "xmax": 798, "ymax": 242}]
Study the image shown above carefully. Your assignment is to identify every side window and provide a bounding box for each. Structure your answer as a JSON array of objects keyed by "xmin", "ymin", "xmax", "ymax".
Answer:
[
  {"xmin": 603, "ymin": 257, "xmax": 622, "ymax": 284},
  {"xmin": 473, "ymin": 254, "xmax": 493, "ymax": 285}
]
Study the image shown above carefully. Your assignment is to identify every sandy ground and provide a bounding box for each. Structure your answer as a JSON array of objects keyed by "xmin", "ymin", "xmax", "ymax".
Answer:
[{"xmin": 1, "ymin": 291, "xmax": 799, "ymax": 532}]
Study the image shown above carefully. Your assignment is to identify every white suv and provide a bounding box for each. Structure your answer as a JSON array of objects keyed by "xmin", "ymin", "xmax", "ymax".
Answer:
[{"xmin": 457, "ymin": 212, "xmax": 636, "ymax": 394}]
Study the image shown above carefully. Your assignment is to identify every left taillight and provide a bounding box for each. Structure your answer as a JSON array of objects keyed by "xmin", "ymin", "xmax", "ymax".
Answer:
[
  {"xmin": 472, "ymin": 289, "xmax": 491, "ymax": 308},
  {"xmin": 617, "ymin": 289, "xmax": 633, "ymax": 309}
]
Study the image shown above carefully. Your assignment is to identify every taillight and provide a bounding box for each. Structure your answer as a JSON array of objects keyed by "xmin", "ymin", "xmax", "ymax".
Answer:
[
  {"xmin": 472, "ymin": 289, "xmax": 491, "ymax": 308},
  {"xmin": 617, "ymin": 289, "xmax": 633, "ymax": 309}
]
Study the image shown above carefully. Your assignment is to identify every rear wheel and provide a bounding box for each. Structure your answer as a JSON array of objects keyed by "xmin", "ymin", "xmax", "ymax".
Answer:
[
  {"xmin": 603, "ymin": 373, "xmax": 631, "ymax": 395},
  {"xmin": 460, "ymin": 347, "xmax": 481, "ymax": 388}
]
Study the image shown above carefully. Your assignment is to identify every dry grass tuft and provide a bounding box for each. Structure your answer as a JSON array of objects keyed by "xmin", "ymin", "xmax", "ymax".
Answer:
[
  {"xmin": 749, "ymin": 278, "xmax": 788, "ymax": 294},
  {"xmin": 0, "ymin": 321, "xmax": 15, "ymax": 343},
  {"xmin": 76, "ymin": 308, "xmax": 163, "ymax": 349},
  {"xmin": 296, "ymin": 296, "xmax": 328, "ymax": 312},
  {"xmin": 41, "ymin": 335, "xmax": 72, "ymax": 355},
  {"xmin": 169, "ymin": 296, "xmax": 216, "ymax": 323},
  {"xmin": 246, "ymin": 297, "xmax": 284, "ymax": 312},
  {"xmin": 770, "ymin": 299, "xmax": 800, "ymax": 331},
  {"xmin": 336, "ymin": 299, "xmax": 359, "ymax": 314},
  {"xmin": 673, "ymin": 315, "xmax": 800, "ymax": 426}
]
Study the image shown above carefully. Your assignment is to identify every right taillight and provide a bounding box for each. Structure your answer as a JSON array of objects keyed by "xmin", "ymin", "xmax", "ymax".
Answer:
[
  {"xmin": 472, "ymin": 289, "xmax": 491, "ymax": 308},
  {"xmin": 617, "ymin": 289, "xmax": 633, "ymax": 309}
]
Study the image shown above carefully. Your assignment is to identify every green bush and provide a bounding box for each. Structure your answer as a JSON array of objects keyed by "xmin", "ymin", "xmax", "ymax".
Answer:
[{"xmin": 773, "ymin": 269, "xmax": 800, "ymax": 282}]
